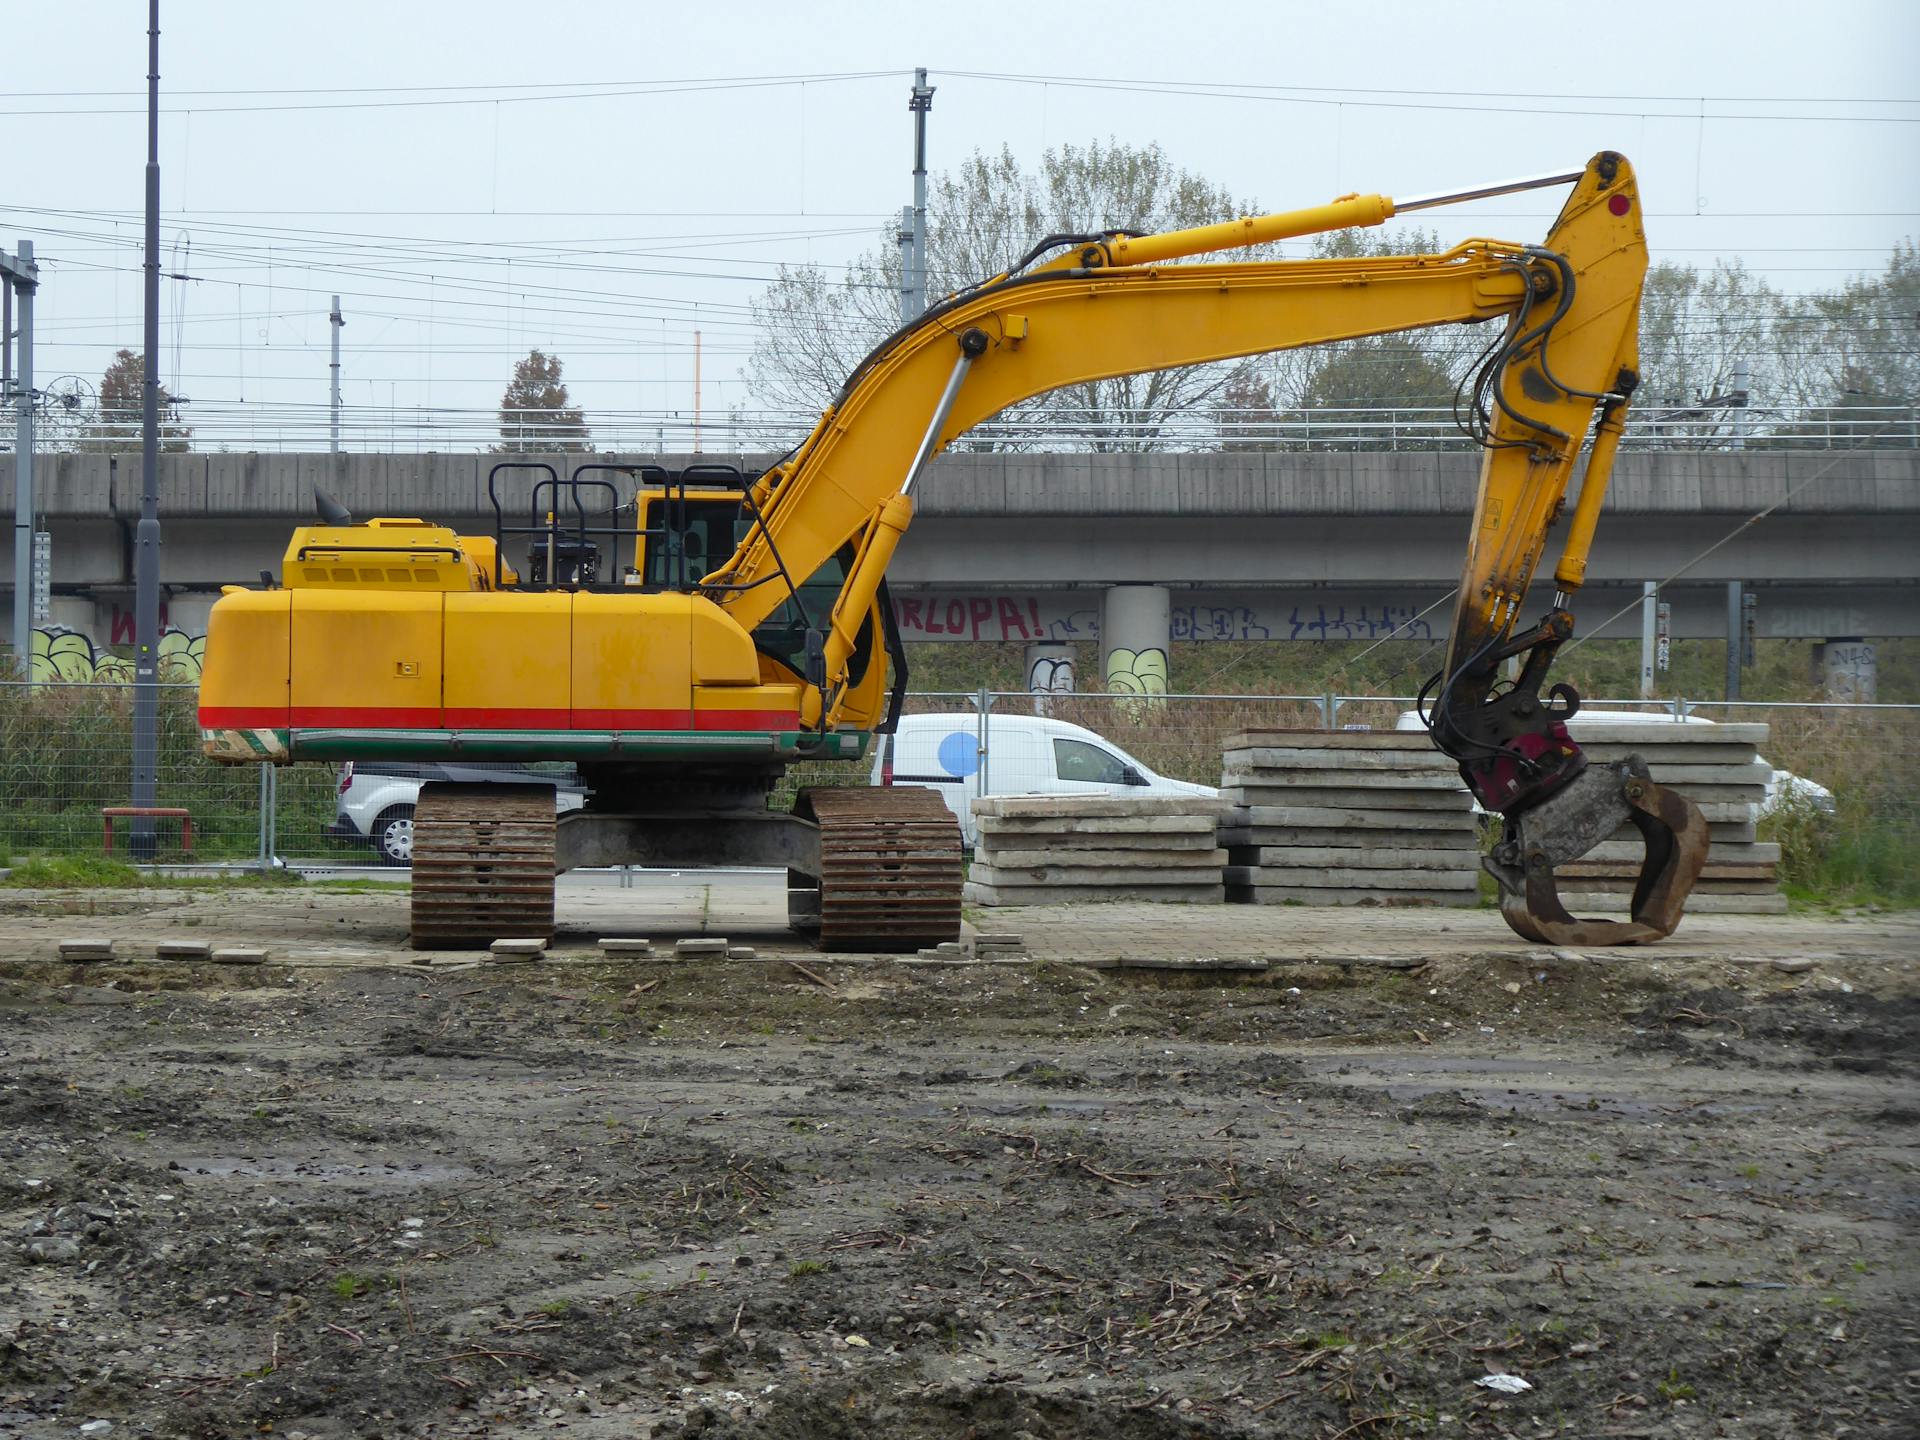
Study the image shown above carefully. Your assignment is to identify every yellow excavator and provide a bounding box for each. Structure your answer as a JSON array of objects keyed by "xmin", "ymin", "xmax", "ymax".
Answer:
[{"xmin": 198, "ymin": 151, "xmax": 1707, "ymax": 950}]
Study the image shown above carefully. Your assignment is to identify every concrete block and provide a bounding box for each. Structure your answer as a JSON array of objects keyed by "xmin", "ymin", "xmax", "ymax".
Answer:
[
  {"xmin": 727, "ymin": 946, "xmax": 758, "ymax": 960},
  {"xmin": 1563, "ymin": 721, "xmax": 1769, "ymax": 746},
  {"xmin": 675, "ymin": 937, "xmax": 728, "ymax": 956},
  {"xmin": 1222, "ymin": 730, "xmax": 1435, "ymax": 752},
  {"xmin": 59, "ymin": 939, "xmax": 114, "ymax": 961},
  {"xmin": 972, "ymin": 932, "xmax": 1024, "ymax": 946},
  {"xmin": 1221, "ymin": 785, "xmax": 1468, "ymax": 811},
  {"xmin": 211, "ymin": 947, "xmax": 269, "ymax": 966},
  {"xmin": 974, "ymin": 814, "xmax": 1218, "ymax": 837},
  {"xmin": 963, "ymin": 881, "xmax": 1225, "ymax": 906},
  {"xmin": 1553, "ymin": 890, "xmax": 1788, "ymax": 914},
  {"xmin": 975, "ymin": 847, "xmax": 1228, "ymax": 870},
  {"xmin": 1220, "ymin": 747, "xmax": 1458, "ymax": 773},
  {"xmin": 1581, "ymin": 840, "xmax": 1781, "ymax": 864},
  {"xmin": 597, "ymin": 937, "xmax": 653, "ymax": 955},
  {"xmin": 1225, "ymin": 885, "xmax": 1477, "ymax": 907},
  {"xmin": 154, "ymin": 940, "xmax": 214, "ymax": 960},
  {"xmin": 971, "ymin": 794, "xmax": 1229, "ymax": 820},
  {"xmin": 977, "ymin": 829, "xmax": 1216, "ymax": 850},
  {"xmin": 1231, "ymin": 805, "xmax": 1476, "ymax": 831},
  {"xmin": 1220, "ymin": 767, "xmax": 1465, "ymax": 790},
  {"xmin": 1220, "ymin": 826, "xmax": 1480, "ymax": 850},
  {"xmin": 1227, "ymin": 845, "xmax": 1478, "ymax": 870},
  {"xmin": 1224, "ymin": 865, "xmax": 1477, "ymax": 889},
  {"xmin": 1577, "ymin": 743, "xmax": 1760, "ymax": 766},
  {"xmin": 973, "ymin": 861, "xmax": 1226, "ymax": 887}
]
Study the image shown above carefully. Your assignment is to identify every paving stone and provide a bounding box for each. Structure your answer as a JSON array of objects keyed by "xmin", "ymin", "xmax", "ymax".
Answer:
[
  {"xmin": 1230, "ymin": 805, "xmax": 1474, "ymax": 831},
  {"xmin": 1222, "ymin": 748, "xmax": 1460, "ymax": 774},
  {"xmin": 154, "ymin": 940, "xmax": 214, "ymax": 960},
  {"xmin": 1220, "ymin": 826, "xmax": 1481, "ymax": 850},
  {"xmin": 1771, "ymin": 957, "xmax": 1817, "ymax": 973},
  {"xmin": 59, "ymin": 939, "xmax": 115, "ymax": 961},
  {"xmin": 973, "ymin": 862, "xmax": 1226, "ymax": 887},
  {"xmin": 1561, "ymin": 721, "xmax": 1769, "ymax": 746},
  {"xmin": 676, "ymin": 937, "xmax": 728, "ymax": 956},
  {"xmin": 1221, "ymin": 786, "xmax": 1470, "ymax": 812},
  {"xmin": 597, "ymin": 937, "xmax": 653, "ymax": 954},
  {"xmin": 489, "ymin": 938, "xmax": 547, "ymax": 956},
  {"xmin": 727, "ymin": 946, "xmax": 758, "ymax": 959},
  {"xmin": 211, "ymin": 947, "xmax": 269, "ymax": 966},
  {"xmin": 1222, "ymin": 730, "xmax": 1436, "ymax": 752},
  {"xmin": 972, "ymin": 932, "xmax": 1024, "ymax": 946}
]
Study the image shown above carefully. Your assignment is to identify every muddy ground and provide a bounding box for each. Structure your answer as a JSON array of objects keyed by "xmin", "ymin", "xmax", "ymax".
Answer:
[{"xmin": 1, "ymin": 885, "xmax": 1916, "ymax": 1439}]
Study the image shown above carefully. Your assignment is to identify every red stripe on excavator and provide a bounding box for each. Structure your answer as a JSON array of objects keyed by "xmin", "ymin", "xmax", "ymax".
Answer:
[{"xmin": 200, "ymin": 706, "xmax": 802, "ymax": 732}]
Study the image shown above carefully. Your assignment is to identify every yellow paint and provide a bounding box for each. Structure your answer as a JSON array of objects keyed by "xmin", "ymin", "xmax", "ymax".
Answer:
[
  {"xmin": 571, "ymin": 591, "xmax": 691, "ymax": 727},
  {"xmin": 444, "ymin": 590, "xmax": 570, "ymax": 720},
  {"xmin": 289, "ymin": 589, "xmax": 442, "ymax": 721},
  {"xmin": 200, "ymin": 590, "xmax": 292, "ymax": 719}
]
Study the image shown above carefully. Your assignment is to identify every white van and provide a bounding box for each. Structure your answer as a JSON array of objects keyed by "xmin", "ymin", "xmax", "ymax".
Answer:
[{"xmin": 871, "ymin": 713, "xmax": 1217, "ymax": 845}]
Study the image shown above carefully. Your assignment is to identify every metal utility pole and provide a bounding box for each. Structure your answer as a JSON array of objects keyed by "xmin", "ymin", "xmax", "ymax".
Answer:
[
  {"xmin": 1724, "ymin": 580, "xmax": 1744, "ymax": 703},
  {"xmin": 328, "ymin": 296, "xmax": 343, "ymax": 456},
  {"xmin": 131, "ymin": 0, "xmax": 164, "ymax": 857},
  {"xmin": 1638, "ymin": 580, "xmax": 1658, "ymax": 698},
  {"xmin": 3, "ymin": 240, "xmax": 36, "ymax": 675},
  {"xmin": 905, "ymin": 68, "xmax": 935, "ymax": 319},
  {"xmin": 896, "ymin": 206, "xmax": 915, "ymax": 324}
]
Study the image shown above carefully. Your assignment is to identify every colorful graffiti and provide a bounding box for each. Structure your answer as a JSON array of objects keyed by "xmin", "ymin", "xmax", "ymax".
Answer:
[
  {"xmin": 1104, "ymin": 646, "xmax": 1169, "ymax": 698},
  {"xmin": 24, "ymin": 626, "xmax": 205, "ymax": 684},
  {"xmin": 1285, "ymin": 604, "xmax": 1435, "ymax": 642},
  {"xmin": 1025, "ymin": 651, "xmax": 1076, "ymax": 695}
]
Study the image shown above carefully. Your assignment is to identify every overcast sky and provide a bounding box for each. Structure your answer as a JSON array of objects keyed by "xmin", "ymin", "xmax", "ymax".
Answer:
[{"xmin": 5, "ymin": 0, "xmax": 1915, "ymax": 445}]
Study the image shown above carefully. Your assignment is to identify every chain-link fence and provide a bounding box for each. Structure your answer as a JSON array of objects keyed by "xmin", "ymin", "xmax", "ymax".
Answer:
[{"xmin": 1, "ymin": 682, "xmax": 1913, "ymax": 883}]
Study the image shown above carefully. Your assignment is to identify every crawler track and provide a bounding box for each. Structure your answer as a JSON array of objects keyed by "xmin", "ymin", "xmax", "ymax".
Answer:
[
  {"xmin": 410, "ymin": 782, "xmax": 557, "ymax": 948},
  {"xmin": 796, "ymin": 785, "xmax": 963, "ymax": 951}
]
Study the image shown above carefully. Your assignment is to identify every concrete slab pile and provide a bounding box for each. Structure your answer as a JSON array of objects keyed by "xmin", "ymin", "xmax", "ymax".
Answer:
[
  {"xmin": 1551, "ymin": 720, "xmax": 1785, "ymax": 914},
  {"xmin": 1218, "ymin": 731, "xmax": 1479, "ymax": 906},
  {"xmin": 962, "ymin": 795, "xmax": 1228, "ymax": 906}
]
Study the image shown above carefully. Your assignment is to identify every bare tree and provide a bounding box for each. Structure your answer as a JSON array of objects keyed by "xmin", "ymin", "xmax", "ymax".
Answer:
[{"xmin": 745, "ymin": 141, "xmax": 1276, "ymax": 452}]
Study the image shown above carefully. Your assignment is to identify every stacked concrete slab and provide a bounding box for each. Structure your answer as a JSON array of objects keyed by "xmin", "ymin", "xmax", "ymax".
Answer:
[
  {"xmin": 1219, "ymin": 731, "xmax": 1479, "ymax": 906},
  {"xmin": 1549, "ymin": 719, "xmax": 1785, "ymax": 914},
  {"xmin": 962, "ymin": 795, "xmax": 1228, "ymax": 906}
]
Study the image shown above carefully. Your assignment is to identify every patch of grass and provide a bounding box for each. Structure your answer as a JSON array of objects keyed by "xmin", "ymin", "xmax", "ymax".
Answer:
[
  {"xmin": 0, "ymin": 853, "xmax": 306, "ymax": 890},
  {"xmin": 537, "ymin": 1299, "xmax": 570, "ymax": 1316},
  {"xmin": 1656, "ymin": 1367, "xmax": 1696, "ymax": 1402},
  {"xmin": 330, "ymin": 1272, "xmax": 373, "ymax": 1300},
  {"xmin": 306, "ymin": 877, "xmax": 409, "ymax": 893},
  {"xmin": 788, "ymin": 1259, "xmax": 826, "ymax": 1279}
]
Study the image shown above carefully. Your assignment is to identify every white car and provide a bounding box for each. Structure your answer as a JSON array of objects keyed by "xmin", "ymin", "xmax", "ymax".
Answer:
[
  {"xmin": 327, "ymin": 761, "xmax": 590, "ymax": 866},
  {"xmin": 1392, "ymin": 708, "xmax": 1835, "ymax": 816},
  {"xmin": 871, "ymin": 713, "xmax": 1217, "ymax": 846}
]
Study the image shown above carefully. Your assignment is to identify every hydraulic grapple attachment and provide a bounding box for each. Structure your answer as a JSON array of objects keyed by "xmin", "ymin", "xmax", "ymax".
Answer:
[
  {"xmin": 1429, "ymin": 607, "xmax": 1711, "ymax": 947},
  {"xmin": 1482, "ymin": 756, "xmax": 1711, "ymax": 946}
]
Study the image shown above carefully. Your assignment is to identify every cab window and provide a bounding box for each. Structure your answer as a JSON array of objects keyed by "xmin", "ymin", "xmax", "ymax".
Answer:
[{"xmin": 1054, "ymin": 738, "xmax": 1130, "ymax": 785}]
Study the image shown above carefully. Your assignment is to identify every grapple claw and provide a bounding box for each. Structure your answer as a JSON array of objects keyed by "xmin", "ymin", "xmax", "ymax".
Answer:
[{"xmin": 1484, "ymin": 757, "xmax": 1710, "ymax": 947}]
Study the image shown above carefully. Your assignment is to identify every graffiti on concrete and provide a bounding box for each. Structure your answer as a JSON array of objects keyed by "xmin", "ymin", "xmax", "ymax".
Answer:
[
  {"xmin": 1104, "ymin": 646, "xmax": 1169, "ymax": 698},
  {"xmin": 24, "ymin": 626, "xmax": 205, "ymax": 684},
  {"xmin": 895, "ymin": 593, "xmax": 1440, "ymax": 644},
  {"xmin": 1026, "ymin": 653, "xmax": 1075, "ymax": 695},
  {"xmin": 1171, "ymin": 606, "xmax": 1272, "ymax": 642},
  {"xmin": 1286, "ymin": 604, "xmax": 1434, "ymax": 642}
]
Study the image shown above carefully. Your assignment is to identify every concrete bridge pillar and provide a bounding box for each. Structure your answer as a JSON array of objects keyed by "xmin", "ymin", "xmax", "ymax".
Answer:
[
  {"xmin": 1817, "ymin": 638, "xmax": 1877, "ymax": 702},
  {"xmin": 1101, "ymin": 584, "xmax": 1170, "ymax": 696},
  {"xmin": 1023, "ymin": 642, "xmax": 1076, "ymax": 700}
]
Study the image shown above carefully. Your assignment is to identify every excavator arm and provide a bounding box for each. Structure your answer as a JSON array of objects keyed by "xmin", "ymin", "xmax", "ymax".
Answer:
[{"xmin": 706, "ymin": 151, "xmax": 1707, "ymax": 945}]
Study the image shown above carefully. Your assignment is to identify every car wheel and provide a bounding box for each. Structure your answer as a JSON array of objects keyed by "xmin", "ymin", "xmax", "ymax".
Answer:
[{"xmin": 373, "ymin": 805, "xmax": 416, "ymax": 867}]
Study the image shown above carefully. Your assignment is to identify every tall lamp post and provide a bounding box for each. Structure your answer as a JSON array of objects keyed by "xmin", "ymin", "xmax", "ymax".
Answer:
[{"xmin": 130, "ymin": 0, "xmax": 164, "ymax": 858}]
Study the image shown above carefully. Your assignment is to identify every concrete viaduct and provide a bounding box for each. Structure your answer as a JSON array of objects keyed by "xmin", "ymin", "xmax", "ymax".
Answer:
[{"xmin": 3, "ymin": 448, "xmax": 1915, "ymax": 691}]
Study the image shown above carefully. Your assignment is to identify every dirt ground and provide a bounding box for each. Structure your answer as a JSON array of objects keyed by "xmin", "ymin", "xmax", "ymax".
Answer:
[{"xmin": 1, "ymin": 884, "xmax": 1916, "ymax": 1439}]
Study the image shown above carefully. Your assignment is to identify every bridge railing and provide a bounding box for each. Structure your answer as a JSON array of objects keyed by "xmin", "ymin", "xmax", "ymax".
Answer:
[
  {"xmin": 7, "ymin": 401, "xmax": 1916, "ymax": 456},
  {"xmin": 0, "ymin": 682, "xmax": 1911, "ymax": 904}
]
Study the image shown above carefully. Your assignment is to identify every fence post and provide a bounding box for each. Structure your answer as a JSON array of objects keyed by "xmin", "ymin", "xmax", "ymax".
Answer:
[
  {"xmin": 267, "ymin": 766, "xmax": 279, "ymax": 870},
  {"xmin": 1321, "ymin": 691, "xmax": 1336, "ymax": 730},
  {"xmin": 257, "ymin": 766, "xmax": 271, "ymax": 875},
  {"xmin": 974, "ymin": 686, "xmax": 994, "ymax": 802}
]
